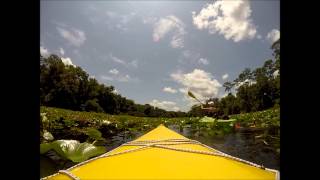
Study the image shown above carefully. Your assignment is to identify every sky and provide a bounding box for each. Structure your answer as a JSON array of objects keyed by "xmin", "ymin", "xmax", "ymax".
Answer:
[{"xmin": 40, "ymin": 0, "xmax": 280, "ymax": 112}]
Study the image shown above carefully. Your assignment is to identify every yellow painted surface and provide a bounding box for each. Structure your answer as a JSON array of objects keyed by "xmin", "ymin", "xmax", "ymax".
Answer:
[{"xmin": 45, "ymin": 124, "xmax": 276, "ymax": 180}]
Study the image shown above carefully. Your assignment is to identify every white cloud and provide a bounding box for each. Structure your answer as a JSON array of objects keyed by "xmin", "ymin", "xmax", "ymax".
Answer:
[
  {"xmin": 109, "ymin": 54, "xmax": 138, "ymax": 68},
  {"xmin": 109, "ymin": 68, "xmax": 119, "ymax": 75},
  {"xmin": 173, "ymin": 107, "xmax": 180, "ymax": 111},
  {"xmin": 149, "ymin": 99, "xmax": 180, "ymax": 111},
  {"xmin": 59, "ymin": 48, "xmax": 65, "ymax": 56},
  {"xmin": 57, "ymin": 26, "xmax": 86, "ymax": 47},
  {"xmin": 110, "ymin": 54, "xmax": 126, "ymax": 65},
  {"xmin": 266, "ymin": 29, "xmax": 280, "ymax": 43},
  {"xmin": 163, "ymin": 87, "xmax": 177, "ymax": 94},
  {"xmin": 102, "ymin": 11, "xmax": 136, "ymax": 32},
  {"xmin": 170, "ymin": 37, "xmax": 184, "ymax": 49},
  {"xmin": 222, "ymin": 73, "xmax": 229, "ymax": 80},
  {"xmin": 40, "ymin": 46, "xmax": 50, "ymax": 57},
  {"xmin": 100, "ymin": 75, "xmax": 114, "ymax": 81},
  {"xmin": 152, "ymin": 15, "xmax": 186, "ymax": 48},
  {"xmin": 101, "ymin": 70, "xmax": 138, "ymax": 83},
  {"xmin": 142, "ymin": 17, "xmax": 157, "ymax": 24},
  {"xmin": 171, "ymin": 69, "xmax": 222, "ymax": 106},
  {"xmin": 182, "ymin": 50, "xmax": 192, "ymax": 58},
  {"xmin": 101, "ymin": 74, "xmax": 131, "ymax": 82},
  {"xmin": 198, "ymin": 58, "xmax": 209, "ymax": 65},
  {"xmin": 106, "ymin": 11, "xmax": 117, "ymax": 18},
  {"xmin": 179, "ymin": 88, "xmax": 187, "ymax": 94},
  {"xmin": 73, "ymin": 49, "xmax": 80, "ymax": 56},
  {"xmin": 179, "ymin": 50, "xmax": 201, "ymax": 64},
  {"xmin": 61, "ymin": 57, "xmax": 75, "ymax": 67},
  {"xmin": 128, "ymin": 60, "xmax": 138, "ymax": 68},
  {"xmin": 118, "ymin": 74, "xmax": 131, "ymax": 82},
  {"xmin": 192, "ymin": 0, "xmax": 257, "ymax": 42}
]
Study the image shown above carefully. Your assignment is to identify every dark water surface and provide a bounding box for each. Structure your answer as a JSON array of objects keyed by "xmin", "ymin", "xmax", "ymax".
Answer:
[{"xmin": 40, "ymin": 125, "xmax": 280, "ymax": 178}]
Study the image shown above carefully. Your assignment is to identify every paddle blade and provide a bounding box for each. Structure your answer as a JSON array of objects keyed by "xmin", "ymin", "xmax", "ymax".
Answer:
[{"xmin": 188, "ymin": 91, "xmax": 197, "ymax": 99}]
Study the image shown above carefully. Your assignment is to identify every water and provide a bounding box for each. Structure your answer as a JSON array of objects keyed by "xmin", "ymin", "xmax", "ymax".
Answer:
[
  {"xmin": 168, "ymin": 125, "xmax": 280, "ymax": 170},
  {"xmin": 40, "ymin": 125, "xmax": 280, "ymax": 178}
]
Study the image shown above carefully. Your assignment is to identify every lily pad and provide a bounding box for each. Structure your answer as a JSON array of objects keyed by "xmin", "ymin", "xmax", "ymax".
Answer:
[
  {"xmin": 199, "ymin": 116, "xmax": 216, "ymax": 123},
  {"xmin": 40, "ymin": 140, "xmax": 106, "ymax": 162}
]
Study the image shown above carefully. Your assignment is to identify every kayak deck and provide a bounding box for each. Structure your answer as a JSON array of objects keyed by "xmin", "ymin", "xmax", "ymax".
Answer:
[{"xmin": 42, "ymin": 124, "xmax": 278, "ymax": 180}]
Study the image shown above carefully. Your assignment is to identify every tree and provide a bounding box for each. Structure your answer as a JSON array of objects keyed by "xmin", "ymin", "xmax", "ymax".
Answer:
[
  {"xmin": 143, "ymin": 104, "xmax": 152, "ymax": 116},
  {"xmin": 188, "ymin": 38, "xmax": 280, "ymax": 116},
  {"xmin": 235, "ymin": 68, "xmax": 253, "ymax": 85},
  {"xmin": 40, "ymin": 54, "xmax": 187, "ymax": 117},
  {"xmin": 83, "ymin": 99, "xmax": 104, "ymax": 113},
  {"xmin": 271, "ymin": 38, "xmax": 280, "ymax": 61},
  {"xmin": 223, "ymin": 82, "xmax": 234, "ymax": 92}
]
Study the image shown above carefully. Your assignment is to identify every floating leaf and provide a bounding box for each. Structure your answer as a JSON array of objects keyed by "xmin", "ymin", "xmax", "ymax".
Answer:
[
  {"xmin": 48, "ymin": 140, "xmax": 106, "ymax": 162},
  {"xmin": 40, "ymin": 143, "xmax": 52, "ymax": 154},
  {"xmin": 85, "ymin": 128, "xmax": 103, "ymax": 140},
  {"xmin": 217, "ymin": 119, "xmax": 237, "ymax": 123},
  {"xmin": 199, "ymin": 116, "xmax": 216, "ymax": 123}
]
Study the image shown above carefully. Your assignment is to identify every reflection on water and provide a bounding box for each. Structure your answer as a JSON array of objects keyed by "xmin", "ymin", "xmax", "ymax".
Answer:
[
  {"xmin": 40, "ymin": 156, "xmax": 59, "ymax": 178},
  {"xmin": 40, "ymin": 125, "xmax": 279, "ymax": 178},
  {"xmin": 168, "ymin": 125, "xmax": 280, "ymax": 170}
]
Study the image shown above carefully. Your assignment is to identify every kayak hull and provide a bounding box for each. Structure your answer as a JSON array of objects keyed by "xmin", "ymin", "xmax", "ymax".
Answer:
[{"xmin": 42, "ymin": 124, "xmax": 278, "ymax": 180}]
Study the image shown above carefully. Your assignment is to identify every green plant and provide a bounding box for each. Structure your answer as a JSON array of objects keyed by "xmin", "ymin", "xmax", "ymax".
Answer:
[
  {"xmin": 85, "ymin": 128, "xmax": 106, "ymax": 145},
  {"xmin": 40, "ymin": 140, "xmax": 106, "ymax": 163},
  {"xmin": 41, "ymin": 113, "xmax": 54, "ymax": 143}
]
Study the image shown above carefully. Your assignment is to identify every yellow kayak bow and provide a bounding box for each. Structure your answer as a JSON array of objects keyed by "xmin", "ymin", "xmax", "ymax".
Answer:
[{"xmin": 42, "ymin": 124, "xmax": 279, "ymax": 180}]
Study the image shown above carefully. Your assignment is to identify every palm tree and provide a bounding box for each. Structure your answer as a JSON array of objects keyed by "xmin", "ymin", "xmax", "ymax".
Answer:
[{"xmin": 223, "ymin": 82, "xmax": 234, "ymax": 92}]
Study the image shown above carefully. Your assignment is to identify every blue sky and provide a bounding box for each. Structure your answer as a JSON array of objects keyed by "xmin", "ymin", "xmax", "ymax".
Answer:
[{"xmin": 40, "ymin": 0, "xmax": 280, "ymax": 112}]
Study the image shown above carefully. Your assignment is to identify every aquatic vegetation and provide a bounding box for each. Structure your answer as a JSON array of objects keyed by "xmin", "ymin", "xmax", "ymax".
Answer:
[
  {"xmin": 230, "ymin": 107, "xmax": 280, "ymax": 151},
  {"xmin": 41, "ymin": 113, "xmax": 54, "ymax": 143},
  {"xmin": 230, "ymin": 107, "xmax": 279, "ymax": 129},
  {"xmin": 40, "ymin": 140, "xmax": 106, "ymax": 163},
  {"xmin": 43, "ymin": 130, "xmax": 54, "ymax": 141},
  {"xmin": 40, "ymin": 106, "xmax": 279, "ymax": 161}
]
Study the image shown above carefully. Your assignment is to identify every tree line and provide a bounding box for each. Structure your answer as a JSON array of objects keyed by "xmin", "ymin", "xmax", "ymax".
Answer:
[
  {"xmin": 187, "ymin": 39, "xmax": 280, "ymax": 118},
  {"xmin": 41, "ymin": 38, "xmax": 279, "ymax": 118},
  {"xmin": 40, "ymin": 54, "xmax": 187, "ymax": 117}
]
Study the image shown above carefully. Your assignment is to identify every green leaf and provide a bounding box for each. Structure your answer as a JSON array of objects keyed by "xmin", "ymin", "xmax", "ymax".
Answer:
[
  {"xmin": 50, "ymin": 140, "xmax": 106, "ymax": 162},
  {"xmin": 40, "ymin": 143, "xmax": 52, "ymax": 154},
  {"xmin": 199, "ymin": 116, "xmax": 216, "ymax": 123},
  {"xmin": 216, "ymin": 119, "xmax": 237, "ymax": 123},
  {"xmin": 85, "ymin": 128, "xmax": 102, "ymax": 140}
]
